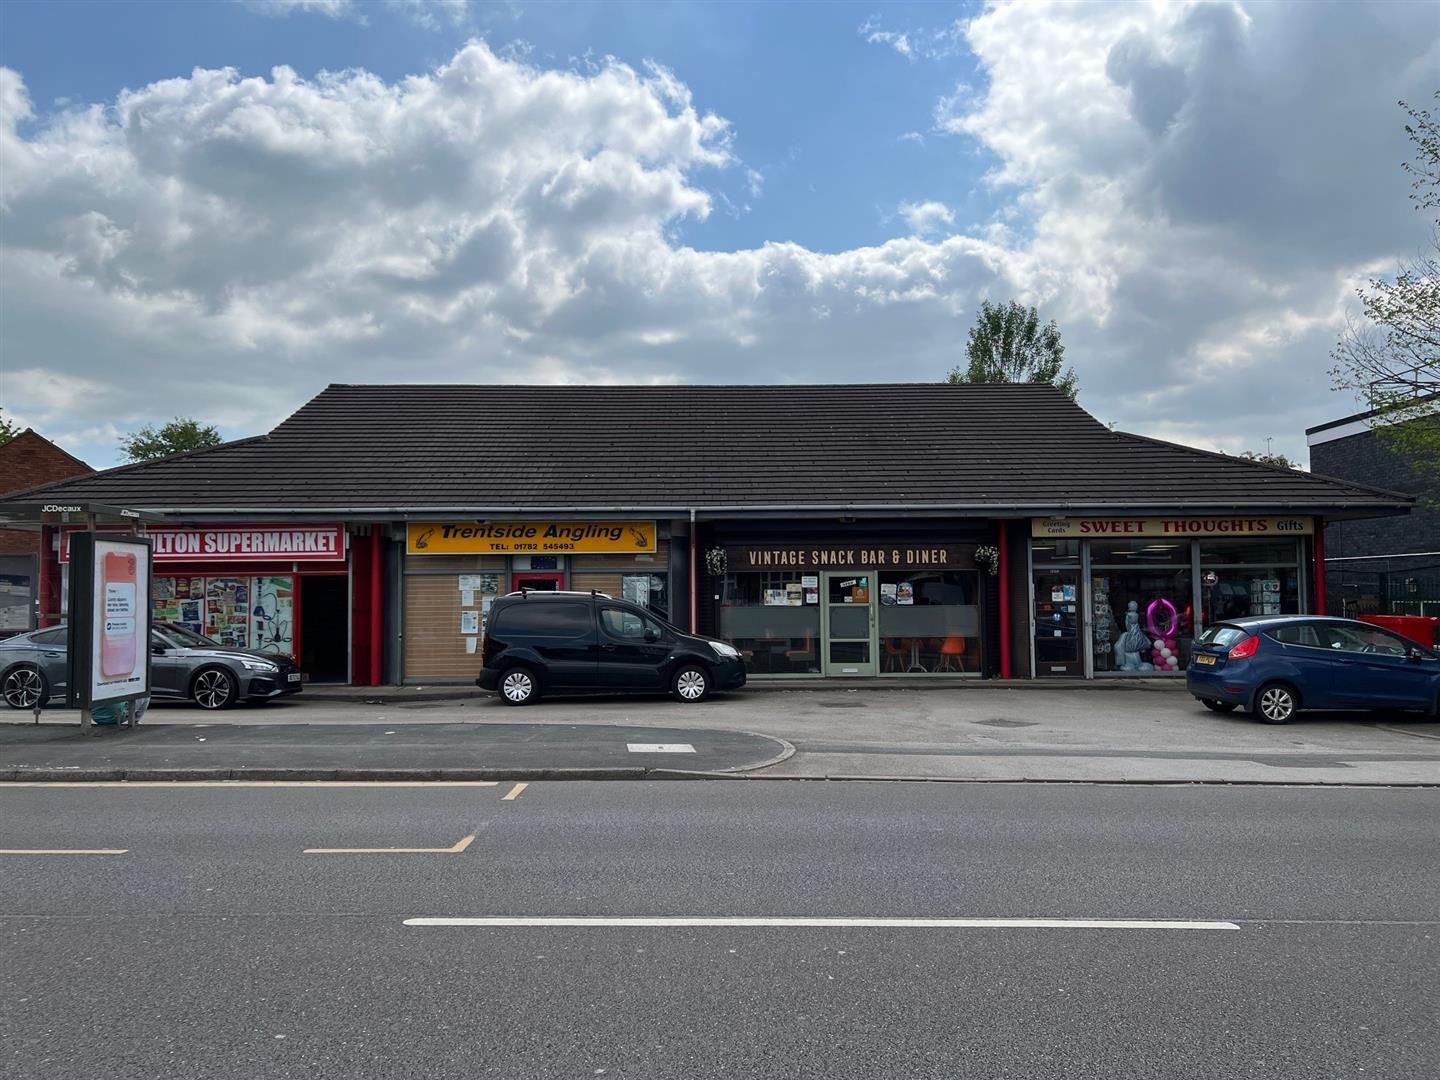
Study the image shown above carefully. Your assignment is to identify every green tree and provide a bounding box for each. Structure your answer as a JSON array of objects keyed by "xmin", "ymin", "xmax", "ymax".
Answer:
[
  {"xmin": 0, "ymin": 409, "xmax": 20, "ymax": 446},
  {"xmin": 119, "ymin": 416, "xmax": 223, "ymax": 462},
  {"xmin": 1330, "ymin": 93, "xmax": 1440, "ymax": 481},
  {"xmin": 1239, "ymin": 450, "xmax": 1300, "ymax": 470},
  {"xmin": 947, "ymin": 300, "xmax": 1079, "ymax": 398}
]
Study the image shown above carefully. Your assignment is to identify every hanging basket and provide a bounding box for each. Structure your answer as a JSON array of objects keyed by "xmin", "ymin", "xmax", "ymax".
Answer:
[
  {"xmin": 974, "ymin": 544, "xmax": 1000, "ymax": 576},
  {"xmin": 704, "ymin": 546, "xmax": 728, "ymax": 577}
]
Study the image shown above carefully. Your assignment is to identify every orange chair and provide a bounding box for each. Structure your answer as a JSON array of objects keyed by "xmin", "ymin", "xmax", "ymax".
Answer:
[
  {"xmin": 882, "ymin": 637, "xmax": 908, "ymax": 672},
  {"xmin": 936, "ymin": 635, "xmax": 967, "ymax": 672},
  {"xmin": 784, "ymin": 635, "xmax": 814, "ymax": 662}
]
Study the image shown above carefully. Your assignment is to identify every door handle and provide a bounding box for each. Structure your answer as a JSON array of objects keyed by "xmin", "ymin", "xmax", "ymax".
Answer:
[{"xmin": 599, "ymin": 643, "xmax": 616, "ymax": 651}]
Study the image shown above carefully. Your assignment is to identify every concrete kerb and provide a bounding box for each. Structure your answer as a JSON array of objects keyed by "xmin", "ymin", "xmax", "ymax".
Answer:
[
  {"xmin": 304, "ymin": 679, "xmax": 1187, "ymax": 706},
  {"xmin": 1, "ymin": 768, "xmax": 1436, "ymax": 786}
]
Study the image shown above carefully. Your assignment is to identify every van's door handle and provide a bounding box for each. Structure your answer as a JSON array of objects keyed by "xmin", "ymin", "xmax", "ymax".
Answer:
[{"xmin": 599, "ymin": 643, "xmax": 616, "ymax": 651}]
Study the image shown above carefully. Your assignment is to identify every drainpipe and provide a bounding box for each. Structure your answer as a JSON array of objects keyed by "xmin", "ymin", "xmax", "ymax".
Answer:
[
  {"xmin": 998, "ymin": 520, "xmax": 1012, "ymax": 679},
  {"xmin": 38, "ymin": 525, "xmax": 54, "ymax": 628},
  {"xmin": 1312, "ymin": 517, "xmax": 1326, "ymax": 616},
  {"xmin": 689, "ymin": 509, "xmax": 698, "ymax": 634},
  {"xmin": 370, "ymin": 527, "xmax": 384, "ymax": 686}
]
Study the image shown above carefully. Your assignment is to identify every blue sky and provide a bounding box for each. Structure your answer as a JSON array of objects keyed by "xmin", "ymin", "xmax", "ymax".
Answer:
[
  {"xmin": 3, "ymin": 0, "xmax": 993, "ymax": 253},
  {"xmin": 1, "ymin": 0, "xmax": 1436, "ymax": 468}
]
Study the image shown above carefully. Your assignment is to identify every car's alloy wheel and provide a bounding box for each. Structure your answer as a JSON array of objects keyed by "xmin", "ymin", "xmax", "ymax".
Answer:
[
  {"xmin": 3, "ymin": 666, "xmax": 45, "ymax": 709},
  {"xmin": 674, "ymin": 666, "xmax": 709, "ymax": 703},
  {"xmin": 192, "ymin": 668, "xmax": 237, "ymax": 710},
  {"xmin": 501, "ymin": 668, "xmax": 537, "ymax": 705},
  {"xmin": 1257, "ymin": 685, "xmax": 1297, "ymax": 724}
]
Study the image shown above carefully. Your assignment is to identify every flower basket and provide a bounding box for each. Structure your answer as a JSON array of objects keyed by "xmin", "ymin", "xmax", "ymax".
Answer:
[
  {"xmin": 974, "ymin": 544, "xmax": 1000, "ymax": 576},
  {"xmin": 704, "ymin": 546, "xmax": 728, "ymax": 578}
]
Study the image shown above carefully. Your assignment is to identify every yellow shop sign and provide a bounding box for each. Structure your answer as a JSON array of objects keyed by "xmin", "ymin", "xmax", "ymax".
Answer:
[
  {"xmin": 407, "ymin": 521, "xmax": 657, "ymax": 555},
  {"xmin": 1031, "ymin": 515, "xmax": 1313, "ymax": 539}
]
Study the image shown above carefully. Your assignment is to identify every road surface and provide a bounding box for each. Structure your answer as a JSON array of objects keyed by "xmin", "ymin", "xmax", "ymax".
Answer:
[{"xmin": 2, "ymin": 781, "xmax": 1436, "ymax": 1078}]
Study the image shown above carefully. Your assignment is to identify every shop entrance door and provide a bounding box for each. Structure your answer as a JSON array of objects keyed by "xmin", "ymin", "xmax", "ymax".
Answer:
[
  {"xmin": 299, "ymin": 576, "xmax": 348, "ymax": 683},
  {"xmin": 513, "ymin": 571, "xmax": 564, "ymax": 592},
  {"xmin": 1033, "ymin": 569, "xmax": 1082, "ymax": 676},
  {"xmin": 821, "ymin": 571, "xmax": 876, "ymax": 677}
]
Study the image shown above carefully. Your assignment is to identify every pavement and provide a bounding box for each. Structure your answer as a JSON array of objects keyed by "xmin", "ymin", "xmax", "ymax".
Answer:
[
  {"xmin": 2, "ymin": 781, "xmax": 1436, "ymax": 1078},
  {"xmin": 5, "ymin": 683, "xmax": 1439, "ymax": 784}
]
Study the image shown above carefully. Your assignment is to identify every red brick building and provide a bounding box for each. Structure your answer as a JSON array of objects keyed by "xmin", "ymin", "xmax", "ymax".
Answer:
[{"xmin": 0, "ymin": 430, "xmax": 93, "ymax": 634}]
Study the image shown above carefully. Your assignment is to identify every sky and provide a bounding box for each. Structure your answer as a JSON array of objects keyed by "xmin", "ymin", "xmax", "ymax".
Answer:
[{"xmin": 1, "ymin": 0, "xmax": 1436, "ymax": 470}]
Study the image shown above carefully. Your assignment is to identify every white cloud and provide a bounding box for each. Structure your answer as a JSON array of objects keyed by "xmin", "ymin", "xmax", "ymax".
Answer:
[
  {"xmin": 899, "ymin": 200, "xmax": 955, "ymax": 236},
  {"xmin": 240, "ymin": 0, "xmax": 473, "ymax": 30},
  {"xmin": 240, "ymin": 0, "xmax": 355, "ymax": 17},
  {"xmin": 860, "ymin": 16, "xmax": 914, "ymax": 59},
  {"xmin": 2, "ymin": 6, "xmax": 1438, "ymax": 469}
]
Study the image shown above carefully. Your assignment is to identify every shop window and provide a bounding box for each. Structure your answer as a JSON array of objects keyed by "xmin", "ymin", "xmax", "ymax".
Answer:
[
  {"xmin": 1031, "ymin": 539, "xmax": 1080, "ymax": 566},
  {"xmin": 719, "ymin": 572, "xmax": 820, "ymax": 674},
  {"xmin": 1198, "ymin": 540, "xmax": 1302, "ymax": 566},
  {"xmin": 152, "ymin": 575, "xmax": 295, "ymax": 659},
  {"xmin": 621, "ymin": 572, "xmax": 669, "ymax": 621},
  {"xmin": 1090, "ymin": 540, "xmax": 1190, "ymax": 565},
  {"xmin": 877, "ymin": 570, "xmax": 981, "ymax": 673},
  {"xmin": 1199, "ymin": 540, "xmax": 1300, "ymax": 624},
  {"xmin": 1033, "ymin": 569, "xmax": 1082, "ymax": 674},
  {"xmin": 1092, "ymin": 568, "xmax": 1193, "ymax": 675}
]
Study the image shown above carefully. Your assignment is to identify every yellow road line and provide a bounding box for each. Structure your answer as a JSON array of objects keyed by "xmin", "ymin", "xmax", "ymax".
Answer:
[
  {"xmin": 502, "ymin": 782, "xmax": 529, "ymax": 801},
  {"xmin": 2, "ymin": 781, "xmax": 501, "ymax": 789},
  {"xmin": 304, "ymin": 833, "xmax": 475, "ymax": 855},
  {"xmin": 0, "ymin": 848, "xmax": 128, "ymax": 856}
]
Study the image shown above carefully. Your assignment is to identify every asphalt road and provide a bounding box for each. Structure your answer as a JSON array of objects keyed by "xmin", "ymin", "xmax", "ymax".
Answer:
[{"xmin": 2, "ymin": 782, "xmax": 1436, "ymax": 1078}]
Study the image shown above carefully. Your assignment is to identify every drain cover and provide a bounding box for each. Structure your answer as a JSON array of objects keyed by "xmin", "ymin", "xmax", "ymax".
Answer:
[{"xmin": 975, "ymin": 718, "xmax": 1038, "ymax": 728}]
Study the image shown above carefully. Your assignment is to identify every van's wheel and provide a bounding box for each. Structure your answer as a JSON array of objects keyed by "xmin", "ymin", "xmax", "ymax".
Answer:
[
  {"xmin": 2, "ymin": 665, "xmax": 48, "ymax": 710},
  {"xmin": 1253, "ymin": 682, "xmax": 1299, "ymax": 724},
  {"xmin": 672, "ymin": 664, "xmax": 711, "ymax": 703},
  {"xmin": 499, "ymin": 665, "xmax": 539, "ymax": 706},
  {"xmin": 192, "ymin": 667, "xmax": 239, "ymax": 710},
  {"xmin": 1202, "ymin": 699, "xmax": 1238, "ymax": 713}
]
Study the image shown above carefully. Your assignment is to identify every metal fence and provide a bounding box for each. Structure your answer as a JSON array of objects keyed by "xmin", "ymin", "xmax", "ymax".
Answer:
[{"xmin": 1333, "ymin": 564, "xmax": 1440, "ymax": 617}]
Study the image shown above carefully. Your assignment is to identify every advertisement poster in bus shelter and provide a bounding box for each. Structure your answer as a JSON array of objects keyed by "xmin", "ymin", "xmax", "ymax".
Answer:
[{"xmin": 66, "ymin": 532, "xmax": 152, "ymax": 708}]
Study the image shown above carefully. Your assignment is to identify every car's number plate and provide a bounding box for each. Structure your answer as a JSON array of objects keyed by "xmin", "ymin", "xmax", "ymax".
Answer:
[
  {"xmin": 287, "ymin": 672, "xmax": 302, "ymax": 683},
  {"xmin": 1195, "ymin": 653, "xmax": 1217, "ymax": 666}
]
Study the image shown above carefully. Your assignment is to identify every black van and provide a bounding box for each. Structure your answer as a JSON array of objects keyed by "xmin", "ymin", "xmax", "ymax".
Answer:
[{"xmin": 476, "ymin": 591, "xmax": 747, "ymax": 705}]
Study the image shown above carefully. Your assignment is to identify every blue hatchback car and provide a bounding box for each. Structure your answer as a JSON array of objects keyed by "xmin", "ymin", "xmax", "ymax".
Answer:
[{"xmin": 1186, "ymin": 615, "xmax": 1440, "ymax": 723}]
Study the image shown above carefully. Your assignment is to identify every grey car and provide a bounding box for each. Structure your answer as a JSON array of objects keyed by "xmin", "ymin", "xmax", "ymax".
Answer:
[{"xmin": 0, "ymin": 622, "xmax": 304, "ymax": 710}]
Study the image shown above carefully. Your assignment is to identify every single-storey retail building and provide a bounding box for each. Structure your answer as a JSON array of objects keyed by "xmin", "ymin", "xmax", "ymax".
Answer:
[{"xmin": 7, "ymin": 383, "xmax": 1413, "ymax": 683}]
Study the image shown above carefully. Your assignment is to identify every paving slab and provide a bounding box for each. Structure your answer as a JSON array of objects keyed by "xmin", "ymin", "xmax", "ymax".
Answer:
[{"xmin": 0, "ymin": 722, "xmax": 792, "ymax": 781}]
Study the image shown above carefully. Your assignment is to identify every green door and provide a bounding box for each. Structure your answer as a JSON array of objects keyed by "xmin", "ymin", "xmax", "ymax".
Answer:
[{"xmin": 821, "ymin": 572, "xmax": 877, "ymax": 676}]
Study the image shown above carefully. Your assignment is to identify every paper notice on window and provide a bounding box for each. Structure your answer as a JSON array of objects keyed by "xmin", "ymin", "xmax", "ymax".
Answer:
[
  {"xmin": 1051, "ymin": 590, "xmax": 1065, "ymax": 602},
  {"xmin": 461, "ymin": 589, "xmax": 474, "ymax": 606},
  {"xmin": 458, "ymin": 574, "xmax": 484, "ymax": 592},
  {"xmin": 801, "ymin": 575, "xmax": 818, "ymax": 589},
  {"xmin": 460, "ymin": 610, "xmax": 479, "ymax": 635},
  {"xmin": 465, "ymin": 636, "xmax": 478, "ymax": 654}
]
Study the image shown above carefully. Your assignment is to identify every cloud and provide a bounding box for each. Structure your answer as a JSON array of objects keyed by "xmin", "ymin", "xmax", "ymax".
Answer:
[
  {"xmin": 2, "ymin": 5, "xmax": 1438, "ymax": 470},
  {"xmin": 899, "ymin": 200, "xmax": 955, "ymax": 236},
  {"xmin": 239, "ymin": 0, "xmax": 472, "ymax": 30},
  {"xmin": 860, "ymin": 16, "xmax": 914, "ymax": 59}
]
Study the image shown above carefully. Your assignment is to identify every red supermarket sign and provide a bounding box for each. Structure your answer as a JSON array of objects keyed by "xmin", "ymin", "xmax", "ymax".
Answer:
[{"xmin": 60, "ymin": 524, "xmax": 346, "ymax": 563}]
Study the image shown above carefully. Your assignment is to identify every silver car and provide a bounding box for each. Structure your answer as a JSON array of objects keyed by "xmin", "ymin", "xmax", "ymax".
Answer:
[{"xmin": 1, "ymin": 622, "xmax": 304, "ymax": 710}]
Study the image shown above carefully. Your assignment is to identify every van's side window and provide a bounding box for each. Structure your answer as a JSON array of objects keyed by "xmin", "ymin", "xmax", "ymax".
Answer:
[
  {"xmin": 600, "ymin": 607, "xmax": 660, "ymax": 641},
  {"xmin": 492, "ymin": 602, "xmax": 592, "ymax": 637}
]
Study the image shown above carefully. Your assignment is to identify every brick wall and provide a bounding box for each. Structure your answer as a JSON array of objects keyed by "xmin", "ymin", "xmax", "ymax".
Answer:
[
  {"xmin": 1310, "ymin": 415, "xmax": 1440, "ymax": 613},
  {"xmin": 0, "ymin": 431, "xmax": 93, "ymax": 556}
]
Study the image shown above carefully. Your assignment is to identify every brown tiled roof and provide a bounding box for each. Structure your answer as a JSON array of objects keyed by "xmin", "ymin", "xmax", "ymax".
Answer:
[{"xmin": 5, "ymin": 383, "xmax": 1412, "ymax": 518}]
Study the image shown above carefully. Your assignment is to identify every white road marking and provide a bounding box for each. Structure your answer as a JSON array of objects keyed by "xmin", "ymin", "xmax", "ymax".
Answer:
[
  {"xmin": 0, "ymin": 848, "xmax": 128, "ymax": 856},
  {"xmin": 502, "ymin": 782, "xmax": 529, "ymax": 801},
  {"xmin": 402, "ymin": 916, "xmax": 1240, "ymax": 930},
  {"xmin": 1, "ymin": 781, "xmax": 501, "ymax": 789},
  {"xmin": 626, "ymin": 743, "xmax": 696, "ymax": 753},
  {"xmin": 306, "ymin": 834, "xmax": 475, "ymax": 854}
]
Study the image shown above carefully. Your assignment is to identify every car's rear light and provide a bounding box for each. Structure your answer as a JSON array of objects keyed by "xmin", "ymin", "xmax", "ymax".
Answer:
[{"xmin": 1228, "ymin": 635, "xmax": 1260, "ymax": 660}]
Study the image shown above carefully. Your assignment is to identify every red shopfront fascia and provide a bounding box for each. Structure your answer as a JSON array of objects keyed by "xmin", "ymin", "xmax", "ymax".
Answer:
[{"xmin": 56, "ymin": 524, "xmax": 361, "ymax": 681}]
